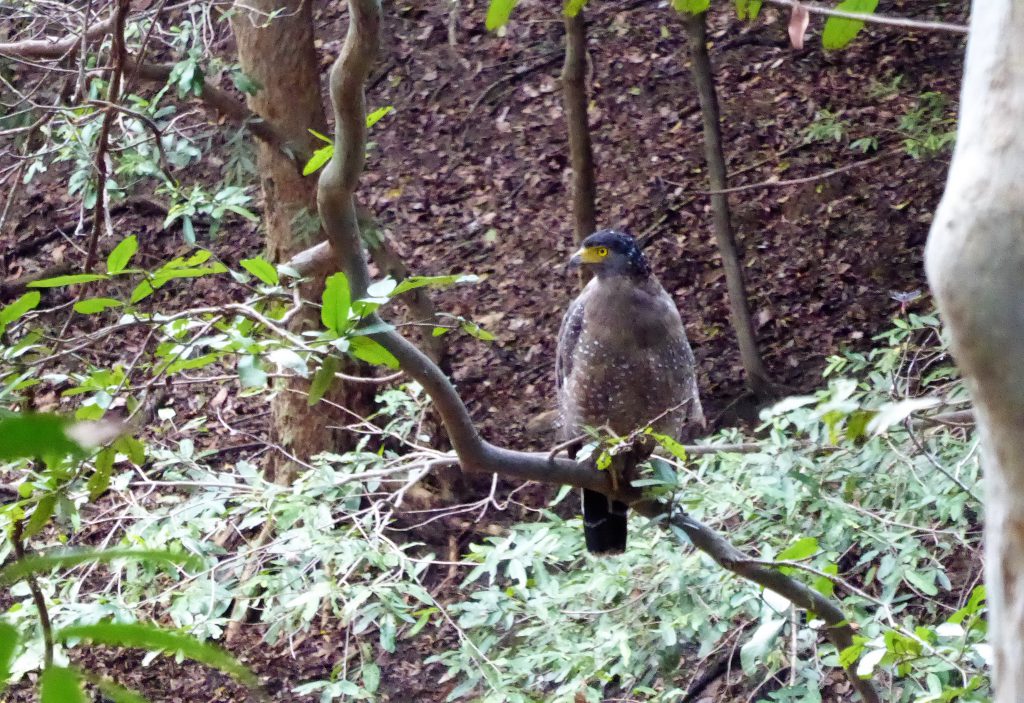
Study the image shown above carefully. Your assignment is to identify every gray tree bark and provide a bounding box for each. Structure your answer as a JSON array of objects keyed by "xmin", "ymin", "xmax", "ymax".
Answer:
[
  {"xmin": 925, "ymin": 3, "xmax": 1024, "ymax": 701},
  {"xmin": 682, "ymin": 13, "xmax": 773, "ymax": 400},
  {"xmin": 561, "ymin": 9, "xmax": 597, "ymax": 247}
]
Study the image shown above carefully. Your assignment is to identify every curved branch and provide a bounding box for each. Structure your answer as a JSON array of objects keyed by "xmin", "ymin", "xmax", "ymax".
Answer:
[
  {"xmin": 665, "ymin": 510, "xmax": 880, "ymax": 703},
  {"xmin": 127, "ymin": 60, "xmax": 297, "ymax": 159},
  {"xmin": 317, "ymin": 3, "xmax": 878, "ymax": 701}
]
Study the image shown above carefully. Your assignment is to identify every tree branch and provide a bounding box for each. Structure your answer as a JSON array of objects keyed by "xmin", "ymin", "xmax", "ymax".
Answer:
[
  {"xmin": 127, "ymin": 60, "xmax": 297, "ymax": 160},
  {"xmin": 665, "ymin": 510, "xmax": 879, "ymax": 703},
  {"xmin": 0, "ymin": 16, "xmax": 115, "ymax": 60},
  {"xmin": 317, "ymin": 3, "xmax": 878, "ymax": 701}
]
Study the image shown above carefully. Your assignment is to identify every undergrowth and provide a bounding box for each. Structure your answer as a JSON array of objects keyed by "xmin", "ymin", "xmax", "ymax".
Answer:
[{"xmin": 1, "ymin": 302, "xmax": 989, "ymax": 702}]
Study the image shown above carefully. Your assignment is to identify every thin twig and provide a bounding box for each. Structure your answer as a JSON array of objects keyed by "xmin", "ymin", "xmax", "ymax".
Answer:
[
  {"xmin": 84, "ymin": 0, "xmax": 132, "ymax": 273},
  {"xmin": 762, "ymin": 0, "xmax": 967, "ymax": 35},
  {"xmin": 700, "ymin": 151, "xmax": 894, "ymax": 196}
]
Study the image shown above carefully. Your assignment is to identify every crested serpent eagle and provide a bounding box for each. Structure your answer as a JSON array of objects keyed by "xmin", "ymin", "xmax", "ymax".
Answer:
[{"xmin": 556, "ymin": 230, "xmax": 704, "ymax": 554}]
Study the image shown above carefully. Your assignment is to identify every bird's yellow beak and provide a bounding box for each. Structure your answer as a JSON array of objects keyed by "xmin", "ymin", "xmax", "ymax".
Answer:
[{"xmin": 568, "ymin": 246, "xmax": 606, "ymax": 268}]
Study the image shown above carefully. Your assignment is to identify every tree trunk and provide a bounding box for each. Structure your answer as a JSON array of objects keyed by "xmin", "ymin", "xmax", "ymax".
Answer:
[
  {"xmin": 230, "ymin": 0, "xmax": 372, "ymax": 483},
  {"xmin": 924, "ymin": 4, "xmax": 1024, "ymax": 701},
  {"xmin": 561, "ymin": 9, "xmax": 597, "ymax": 247},
  {"xmin": 682, "ymin": 13, "xmax": 772, "ymax": 400}
]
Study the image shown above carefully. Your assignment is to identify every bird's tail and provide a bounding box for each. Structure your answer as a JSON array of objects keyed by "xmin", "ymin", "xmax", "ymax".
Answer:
[{"xmin": 582, "ymin": 489, "xmax": 627, "ymax": 555}]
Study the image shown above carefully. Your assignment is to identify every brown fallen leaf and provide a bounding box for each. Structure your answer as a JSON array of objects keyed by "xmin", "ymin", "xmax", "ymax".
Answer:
[{"xmin": 788, "ymin": 2, "xmax": 810, "ymax": 50}]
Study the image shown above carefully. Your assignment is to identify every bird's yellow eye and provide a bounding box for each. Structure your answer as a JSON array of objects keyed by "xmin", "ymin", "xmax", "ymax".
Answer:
[{"xmin": 595, "ymin": 246, "xmax": 608, "ymax": 257}]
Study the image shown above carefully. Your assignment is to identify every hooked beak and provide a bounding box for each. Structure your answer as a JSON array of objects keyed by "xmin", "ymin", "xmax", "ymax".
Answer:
[{"xmin": 568, "ymin": 246, "xmax": 603, "ymax": 269}]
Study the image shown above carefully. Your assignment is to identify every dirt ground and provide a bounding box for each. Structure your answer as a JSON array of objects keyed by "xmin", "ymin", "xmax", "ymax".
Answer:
[{"xmin": 0, "ymin": 0, "xmax": 969, "ymax": 699}]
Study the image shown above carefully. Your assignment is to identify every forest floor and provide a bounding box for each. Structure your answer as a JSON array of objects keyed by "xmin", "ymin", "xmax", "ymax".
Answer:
[{"xmin": 0, "ymin": 0, "xmax": 970, "ymax": 700}]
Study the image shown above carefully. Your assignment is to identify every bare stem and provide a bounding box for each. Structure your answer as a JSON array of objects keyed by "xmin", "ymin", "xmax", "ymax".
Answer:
[{"xmin": 11, "ymin": 519, "xmax": 54, "ymax": 669}]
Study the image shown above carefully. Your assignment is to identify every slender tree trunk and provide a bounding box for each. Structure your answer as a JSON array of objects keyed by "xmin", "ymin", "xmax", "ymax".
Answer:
[
  {"xmin": 231, "ymin": 0, "xmax": 373, "ymax": 489},
  {"xmin": 682, "ymin": 13, "xmax": 772, "ymax": 399},
  {"xmin": 561, "ymin": 9, "xmax": 597, "ymax": 247},
  {"xmin": 924, "ymin": 3, "xmax": 1024, "ymax": 700}
]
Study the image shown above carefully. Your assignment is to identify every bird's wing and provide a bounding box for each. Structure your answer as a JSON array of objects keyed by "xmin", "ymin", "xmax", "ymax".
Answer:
[
  {"xmin": 674, "ymin": 324, "xmax": 706, "ymax": 428},
  {"xmin": 649, "ymin": 284, "xmax": 706, "ymax": 429},
  {"xmin": 555, "ymin": 289, "xmax": 588, "ymax": 391}
]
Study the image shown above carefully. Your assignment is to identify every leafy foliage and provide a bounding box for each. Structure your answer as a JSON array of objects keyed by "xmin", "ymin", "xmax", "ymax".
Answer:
[
  {"xmin": 671, "ymin": 0, "xmax": 711, "ymax": 14},
  {"xmin": 0, "ymin": 225, "xmax": 489, "ymax": 697},
  {"xmin": 486, "ymin": 0, "xmax": 519, "ymax": 30},
  {"xmin": 822, "ymin": 0, "xmax": 880, "ymax": 50},
  {"xmin": 735, "ymin": 0, "xmax": 763, "ymax": 21},
  {"xmin": 429, "ymin": 313, "xmax": 986, "ymax": 702},
  {"xmin": 3, "ymin": 298, "xmax": 988, "ymax": 701}
]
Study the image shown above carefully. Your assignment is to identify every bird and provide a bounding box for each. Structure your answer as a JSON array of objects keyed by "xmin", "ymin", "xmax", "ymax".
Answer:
[{"xmin": 556, "ymin": 230, "xmax": 703, "ymax": 555}]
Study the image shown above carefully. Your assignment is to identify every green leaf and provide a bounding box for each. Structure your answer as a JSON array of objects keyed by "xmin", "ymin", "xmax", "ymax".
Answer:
[
  {"xmin": 166, "ymin": 353, "xmax": 220, "ymax": 374},
  {"xmin": 88, "ymin": 446, "xmax": 115, "ymax": 500},
  {"xmin": 348, "ymin": 337, "xmax": 399, "ymax": 369},
  {"xmin": 822, "ymin": 0, "xmax": 878, "ymax": 50},
  {"xmin": 486, "ymin": 0, "xmax": 518, "ymax": 30},
  {"xmin": 154, "ymin": 264, "xmax": 228, "ymax": 283},
  {"xmin": 322, "ymin": 272, "xmax": 352, "ymax": 334},
  {"xmin": 379, "ymin": 614, "xmax": 397, "ymax": 653},
  {"xmin": 23, "ymin": 494, "xmax": 56, "ymax": 538},
  {"xmin": 671, "ymin": 0, "xmax": 710, "ymax": 14},
  {"xmin": 130, "ymin": 279, "xmax": 155, "ymax": 303},
  {"xmin": 812, "ymin": 563, "xmax": 838, "ymax": 598},
  {"xmin": 240, "ymin": 257, "xmax": 279, "ymax": 286},
  {"xmin": 0, "ymin": 549, "xmax": 198, "ymax": 586},
  {"xmin": 391, "ymin": 274, "xmax": 478, "ymax": 297},
  {"xmin": 366, "ymin": 105, "xmax": 394, "ymax": 128},
  {"xmin": 74, "ymin": 297, "xmax": 122, "ymax": 314},
  {"xmin": 648, "ymin": 431, "xmax": 688, "ymax": 461},
  {"xmin": 905, "ymin": 569, "xmax": 939, "ymax": 596},
  {"xmin": 0, "ymin": 291, "xmax": 40, "ymax": 334},
  {"xmin": 407, "ymin": 608, "xmax": 435, "ymax": 638},
  {"xmin": 238, "ymin": 355, "xmax": 268, "ymax": 389},
  {"xmin": 563, "ymin": 0, "xmax": 588, "ymax": 16},
  {"xmin": 114, "ymin": 435, "xmax": 146, "ymax": 466},
  {"xmin": 0, "ymin": 413, "xmax": 84, "ymax": 462},
  {"xmin": 56, "ymin": 623, "xmax": 258, "ymax": 687},
  {"xmin": 460, "ymin": 320, "xmax": 495, "ymax": 341},
  {"xmin": 106, "ymin": 235, "xmax": 138, "ymax": 274},
  {"xmin": 0, "ymin": 622, "xmax": 18, "ymax": 691},
  {"xmin": 844, "ymin": 409, "xmax": 875, "ymax": 441},
  {"xmin": 27, "ymin": 273, "xmax": 109, "ymax": 288},
  {"xmin": 308, "ymin": 128, "xmax": 333, "ymax": 144},
  {"xmin": 308, "ymin": 355, "xmax": 340, "ymax": 406},
  {"xmin": 361, "ymin": 660, "xmax": 381, "ymax": 694},
  {"xmin": 303, "ymin": 145, "xmax": 333, "ymax": 176},
  {"xmin": 777, "ymin": 536, "xmax": 819, "ymax": 562},
  {"xmin": 734, "ymin": 0, "xmax": 762, "ymax": 20},
  {"xmin": 740, "ymin": 616, "xmax": 786, "ymax": 674},
  {"xmin": 40, "ymin": 666, "xmax": 86, "ymax": 703}
]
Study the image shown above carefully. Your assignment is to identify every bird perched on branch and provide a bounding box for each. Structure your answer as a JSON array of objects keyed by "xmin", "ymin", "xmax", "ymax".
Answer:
[{"xmin": 556, "ymin": 230, "xmax": 703, "ymax": 555}]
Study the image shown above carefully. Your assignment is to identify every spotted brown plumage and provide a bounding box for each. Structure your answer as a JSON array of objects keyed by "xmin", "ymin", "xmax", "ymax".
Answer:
[{"xmin": 556, "ymin": 230, "xmax": 703, "ymax": 554}]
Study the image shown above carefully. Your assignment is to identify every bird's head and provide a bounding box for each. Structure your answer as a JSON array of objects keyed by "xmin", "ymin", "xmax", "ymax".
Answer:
[{"xmin": 568, "ymin": 230, "xmax": 650, "ymax": 279}]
